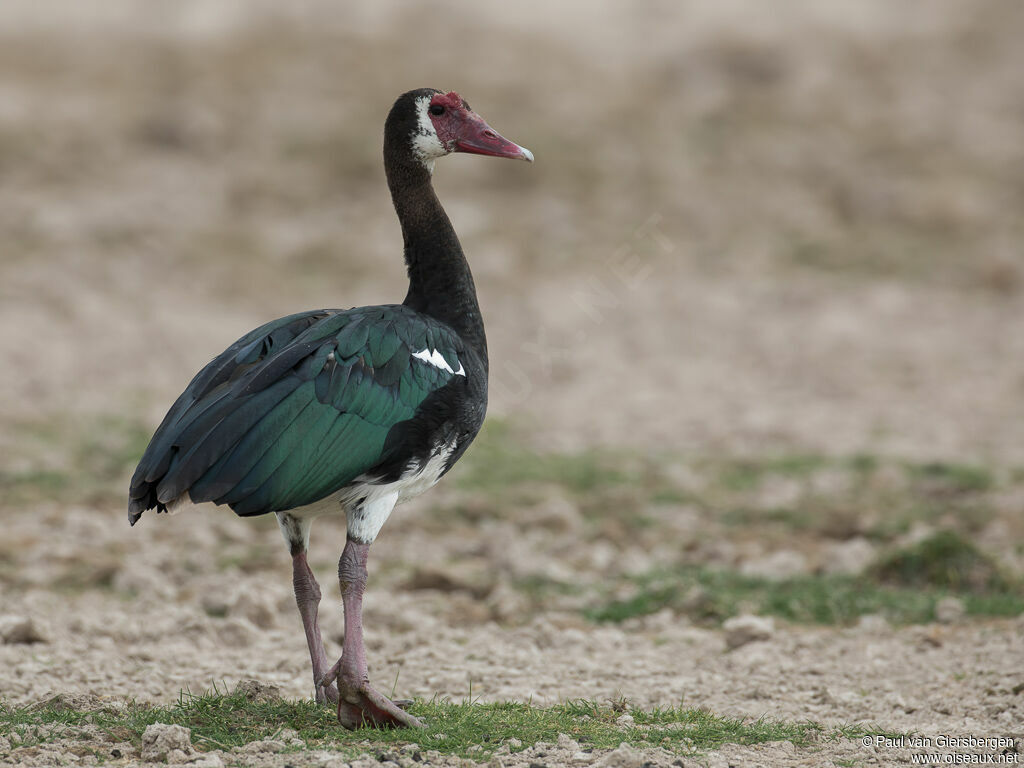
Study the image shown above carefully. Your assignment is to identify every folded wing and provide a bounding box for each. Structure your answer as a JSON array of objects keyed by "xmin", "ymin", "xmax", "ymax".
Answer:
[{"xmin": 128, "ymin": 305, "xmax": 464, "ymax": 522}]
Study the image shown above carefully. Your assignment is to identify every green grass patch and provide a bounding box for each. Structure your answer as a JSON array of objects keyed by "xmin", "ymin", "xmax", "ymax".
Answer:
[
  {"xmin": 710, "ymin": 453, "xmax": 995, "ymax": 498},
  {"xmin": 442, "ymin": 433, "xmax": 1016, "ymax": 558},
  {"xmin": 0, "ymin": 412, "xmax": 151, "ymax": 507},
  {"xmin": 905, "ymin": 461, "xmax": 994, "ymax": 494},
  {"xmin": 0, "ymin": 469, "xmax": 71, "ymax": 499},
  {"xmin": 716, "ymin": 454, "xmax": 830, "ymax": 491},
  {"xmin": 721, "ymin": 505, "xmax": 817, "ymax": 530},
  {"xmin": 439, "ymin": 420, "xmax": 678, "ymax": 536},
  {"xmin": 453, "ymin": 421, "xmax": 635, "ymax": 496},
  {"xmin": 0, "ymin": 689, "xmax": 881, "ymax": 761},
  {"xmin": 585, "ymin": 563, "xmax": 1024, "ymax": 626},
  {"xmin": 869, "ymin": 530, "xmax": 1012, "ymax": 592},
  {"xmin": 705, "ymin": 453, "xmax": 1006, "ymax": 542},
  {"xmin": 450, "ymin": 438, "xmax": 1010, "ymax": 551}
]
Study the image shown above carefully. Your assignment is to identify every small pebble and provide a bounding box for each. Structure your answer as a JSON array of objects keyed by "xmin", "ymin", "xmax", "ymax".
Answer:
[
  {"xmin": 723, "ymin": 615, "xmax": 775, "ymax": 649},
  {"xmin": 935, "ymin": 596, "xmax": 965, "ymax": 624}
]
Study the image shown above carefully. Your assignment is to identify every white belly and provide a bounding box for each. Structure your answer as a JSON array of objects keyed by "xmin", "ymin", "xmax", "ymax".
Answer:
[{"xmin": 285, "ymin": 437, "xmax": 456, "ymax": 544}]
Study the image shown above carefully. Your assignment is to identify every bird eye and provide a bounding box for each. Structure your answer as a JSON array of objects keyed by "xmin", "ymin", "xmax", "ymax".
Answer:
[{"xmin": 429, "ymin": 104, "xmax": 445, "ymax": 116}]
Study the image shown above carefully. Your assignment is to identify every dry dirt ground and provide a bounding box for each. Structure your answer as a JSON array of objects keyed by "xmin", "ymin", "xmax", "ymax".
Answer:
[{"xmin": 1, "ymin": 1, "xmax": 1023, "ymax": 766}]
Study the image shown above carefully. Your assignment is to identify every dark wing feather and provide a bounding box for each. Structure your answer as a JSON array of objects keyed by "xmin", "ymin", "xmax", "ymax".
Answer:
[{"xmin": 128, "ymin": 305, "xmax": 465, "ymax": 523}]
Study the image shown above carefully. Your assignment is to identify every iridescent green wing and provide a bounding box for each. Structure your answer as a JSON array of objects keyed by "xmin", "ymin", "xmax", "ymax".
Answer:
[{"xmin": 128, "ymin": 305, "xmax": 464, "ymax": 519}]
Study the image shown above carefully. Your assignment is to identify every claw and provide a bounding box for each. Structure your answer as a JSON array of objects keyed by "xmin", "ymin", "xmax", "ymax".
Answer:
[
  {"xmin": 337, "ymin": 682, "xmax": 424, "ymax": 729},
  {"xmin": 321, "ymin": 662, "xmax": 422, "ymax": 729}
]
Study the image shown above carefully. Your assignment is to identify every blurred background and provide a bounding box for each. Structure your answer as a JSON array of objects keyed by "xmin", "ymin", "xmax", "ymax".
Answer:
[{"xmin": 0, "ymin": 0, "xmax": 1022, "ymax": 734}]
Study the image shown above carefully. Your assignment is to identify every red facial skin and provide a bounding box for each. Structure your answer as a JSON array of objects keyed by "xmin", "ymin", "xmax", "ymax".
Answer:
[{"xmin": 427, "ymin": 91, "xmax": 532, "ymax": 161}]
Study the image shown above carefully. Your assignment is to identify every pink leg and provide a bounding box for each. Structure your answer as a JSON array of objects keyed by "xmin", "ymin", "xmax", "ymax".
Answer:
[
  {"xmin": 320, "ymin": 538, "xmax": 424, "ymax": 729},
  {"xmin": 291, "ymin": 550, "xmax": 339, "ymax": 705}
]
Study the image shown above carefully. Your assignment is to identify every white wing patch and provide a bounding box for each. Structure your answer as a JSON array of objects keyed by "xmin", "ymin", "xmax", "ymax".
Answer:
[{"xmin": 412, "ymin": 347, "xmax": 465, "ymax": 376}]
